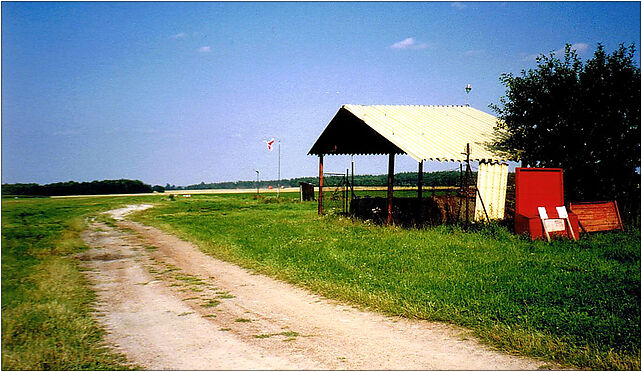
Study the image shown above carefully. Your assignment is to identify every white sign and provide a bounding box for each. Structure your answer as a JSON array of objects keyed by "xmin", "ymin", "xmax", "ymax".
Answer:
[{"xmin": 544, "ymin": 219, "xmax": 566, "ymax": 232}]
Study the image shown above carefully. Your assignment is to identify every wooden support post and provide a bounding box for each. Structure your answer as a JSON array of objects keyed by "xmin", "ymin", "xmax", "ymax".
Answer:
[
  {"xmin": 318, "ymin": 155, "xmax": 324, "ymax": 215},
  {"xmin": 475, "ymin": 187, "xmax": 490, "ymax": 222},
  {"xmin": 418, "ymin": 160, "xmax": 423, "ymax": 200},
  {"xmin": 351, "ymin": 158, "xmax": 354, "ymax": 200},
  {"xmin": 345, "ymin": 168, "xmax": 349, "ymax": 214},
  {"xmin": 464, "ymin": 144, "xmax": 471, "ymax": 229},
  {"xmin": 458, "ymin": 163, "xmax": 463, "ymax": 218},
  {"xmin": 387, "ymin": 153, "xmax": 395, "ymax": 225},
  {"xmin": 418, "ymin": 160, "xmax": 423, "ymax": 225}
]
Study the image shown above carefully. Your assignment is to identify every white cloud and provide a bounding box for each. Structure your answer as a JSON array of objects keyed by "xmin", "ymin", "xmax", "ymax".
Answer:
[
  {"xmin": 390, "ymin": 37, "xmax": 429, "ymax": 50},
  {"xmin": 464, "ymin": 49, "xmax": 484, "ymax": 56},
  {"xmin": 391, "ymin": 38, "xmax": 415, "ymax": 49},
  {"xmin": 170, "ymin": 32, "xmax": 187, "ymax": 39},
  {"xmin": 451, "ymin": 2, "xmax": 467, "ymax": 9},
  {"xmin": 198, "ymin": 46, "xmax": 212, "ymax": 53},
  {"xmin": 551, "ymin": 42, "xmax": 590, "ymax": 57},
  {"xmin": 569, "ymin": 42, "xmax": 589, "ymax": 54},
  {"xmin": 553, "ymin": 43, "xmax": 588, "ymax": 57},
  {"xmin": 521, "ymin": 42, "xmax": 591, "ymax": 62}
]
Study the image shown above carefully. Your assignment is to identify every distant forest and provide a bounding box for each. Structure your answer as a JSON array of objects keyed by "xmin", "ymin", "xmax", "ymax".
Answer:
[
  {"xmin": 165, "ymin": 170, "xmax": 478, "ymax": 190},
  {"xmin": 2, "ymin": 179, "xmax": 162, "ymax": 197},
  {"xmin": 2, "ymin": 170, "xmax": 513, "ymax": 196}
]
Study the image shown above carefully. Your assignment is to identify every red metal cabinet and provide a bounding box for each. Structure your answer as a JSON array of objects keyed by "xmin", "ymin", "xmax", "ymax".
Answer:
[{"xmin": 514, "ymin": 168, "xmax": 580, "ymax": 240}]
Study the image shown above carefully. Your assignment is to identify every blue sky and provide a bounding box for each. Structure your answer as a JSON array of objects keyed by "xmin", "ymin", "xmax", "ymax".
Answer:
[{"xmin": 2, "ymin": 1, "xmax": 640, "ymax": 186}]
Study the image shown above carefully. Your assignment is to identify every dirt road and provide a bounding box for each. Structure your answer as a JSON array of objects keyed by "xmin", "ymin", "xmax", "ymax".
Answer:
[{"xmin": 79, "ymin": 204, "xmax": 546, "ymax": 370}]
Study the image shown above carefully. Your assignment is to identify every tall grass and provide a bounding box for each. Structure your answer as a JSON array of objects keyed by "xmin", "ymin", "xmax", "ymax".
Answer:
[
  {"xmin": 134, "ymin": 193, "xmax": 640, "ymax": 370},
  {"xmin": 1, "ymin": 196, "xmax": 155, "ymax": 370}
]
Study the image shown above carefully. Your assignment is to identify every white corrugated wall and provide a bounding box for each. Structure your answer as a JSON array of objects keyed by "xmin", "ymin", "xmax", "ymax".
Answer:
[{"xmin": 474, "ymin": 162, "xmax": 509, "ymax": 221}]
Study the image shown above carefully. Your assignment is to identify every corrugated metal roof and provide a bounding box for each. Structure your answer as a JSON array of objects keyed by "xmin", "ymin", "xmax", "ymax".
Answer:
[{"xmin": 308, "ymin": 104, "xmax": 507, "ymax": 163}]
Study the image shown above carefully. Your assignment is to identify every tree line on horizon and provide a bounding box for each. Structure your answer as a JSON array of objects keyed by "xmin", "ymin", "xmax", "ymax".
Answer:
[
  {"xmin": 1, "ymin": 179, "xmax": 163, "ymax": 197},
  {"xmin": 1, "ymin": 170, "xmax": 478, "ymax": 196},
  {"xmin": 165, "ymin": 170, "xmax": 479, "ymax": 190}
]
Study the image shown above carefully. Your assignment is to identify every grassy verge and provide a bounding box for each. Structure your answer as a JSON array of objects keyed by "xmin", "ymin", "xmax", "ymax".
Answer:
[
  {"xmin": 132, "ymin": 193, "xmax": 640, "ymax": 370},
  {"xmin": 1, "ymin": 196, "xmax": 159, "ymax": 370}
]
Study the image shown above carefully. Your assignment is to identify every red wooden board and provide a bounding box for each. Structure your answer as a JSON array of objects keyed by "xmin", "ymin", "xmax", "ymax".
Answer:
[{"xmin": 569, "ymin": 201, "xmax": 623, "ymax": 232}]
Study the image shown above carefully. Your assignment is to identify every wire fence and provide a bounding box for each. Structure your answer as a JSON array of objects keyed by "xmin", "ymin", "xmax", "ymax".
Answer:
[{"xmin": 320, "ymin": 172, "xmax": 350, "ymax": 214}]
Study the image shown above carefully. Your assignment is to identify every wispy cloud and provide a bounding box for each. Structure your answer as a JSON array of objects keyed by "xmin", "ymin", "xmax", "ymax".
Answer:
[
  {"xmin": 390, "ymin": 37, "xmax": 429, "ymax": 50},
  {"xmin": 464, "ymin": 49, "xmax": 484, "ymax": 56},
  {"xmin": 521, "ymin": 42, "xmax": 591, "ymax": 62},
  {"xmin": 170, "ymin": 32, "xmax": 187, "ymax": 40},
  {"xmin": 567, "ymin": 42, "xmax": 589, "ymax": 54},
  {"xmin": 550, "ymin": 43, "xmax": 591, "ymax": 57},
  {"xmin": 198, "ymin": 46, "xmax": 211, "ymax": 53},
  {"xmin": 451, "ymin": 2, "xmax": 467, "ymax": 9}
]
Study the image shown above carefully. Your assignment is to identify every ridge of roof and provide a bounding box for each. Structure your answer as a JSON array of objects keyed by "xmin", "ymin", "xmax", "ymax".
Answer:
[{"xmin": 342, "ymin": 104, "xmax": 470, "ymax": 108}]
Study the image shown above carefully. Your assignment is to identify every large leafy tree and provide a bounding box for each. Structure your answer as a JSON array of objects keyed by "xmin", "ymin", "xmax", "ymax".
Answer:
[{"xmin": 491, "ymin": 43, "xmax": 640, "ymax": 223}]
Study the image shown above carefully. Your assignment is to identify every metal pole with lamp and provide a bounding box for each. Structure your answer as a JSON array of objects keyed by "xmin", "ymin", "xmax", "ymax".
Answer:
[{"xmin": 465, "ymin": 84, "xmax": 472, "ymax": 106}]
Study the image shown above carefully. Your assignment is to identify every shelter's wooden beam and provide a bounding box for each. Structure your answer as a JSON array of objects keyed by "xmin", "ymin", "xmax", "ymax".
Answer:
[
  {"xmin": 418, "ymin": 160, "xmax": 423, "ymax": 200},
  {"xmin": 387, "ymin": 153, "xmax": 395, "ymax": 225},
  {"xmin": 318, "ymin": 155, "xmax": 324, "ymax": 215},
  {"xmin": 418, "ymin": 160, "xmax": 423, "ymax": 224}
]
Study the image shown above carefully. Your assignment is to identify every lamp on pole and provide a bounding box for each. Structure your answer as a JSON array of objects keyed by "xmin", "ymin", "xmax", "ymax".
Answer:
[{"xmin": 465, "ymin": 83, "xmax": 472, "ymax": 106}]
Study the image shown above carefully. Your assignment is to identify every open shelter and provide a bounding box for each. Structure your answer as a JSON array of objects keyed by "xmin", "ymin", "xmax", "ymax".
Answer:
[{"xmin": 308, "ymin": 104, "xmax": 509, "ymax": 224}]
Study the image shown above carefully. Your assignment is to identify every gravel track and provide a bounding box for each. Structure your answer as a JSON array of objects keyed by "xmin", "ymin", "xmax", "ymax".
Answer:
[{"xmin": 79, "ymin": 204, "xmax": 546, "ymax": 370}]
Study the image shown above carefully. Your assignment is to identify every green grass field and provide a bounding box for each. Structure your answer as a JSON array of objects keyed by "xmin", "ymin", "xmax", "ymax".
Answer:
[
  {"xmin": 133, "ymin": 193, "xmax": 640, "ymax": 370},
  {"xmin": 1, "ymin": 196, "xmax": 155, "ymax": 370},
  {"xmin": 2, "ymin": 192, "xmax": 640, "ymax": 370}
]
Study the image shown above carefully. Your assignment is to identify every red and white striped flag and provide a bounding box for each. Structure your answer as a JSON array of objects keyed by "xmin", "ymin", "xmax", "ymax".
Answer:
[{"xmin": 264, "ymin": 138, "xmax": 275, "ymax": 151}]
